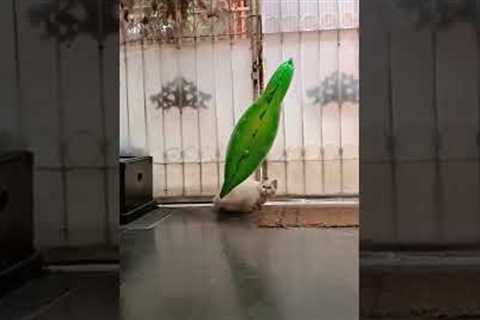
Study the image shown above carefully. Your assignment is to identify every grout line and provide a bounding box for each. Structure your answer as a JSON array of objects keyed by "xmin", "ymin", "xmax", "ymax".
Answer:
[
  {"xmin": 45, "ymin": 264, "xmax": 119, "ymax": 272},
  {"xmin": 18, "ymin": 288, "xmax": 76, "ymax": 320}
]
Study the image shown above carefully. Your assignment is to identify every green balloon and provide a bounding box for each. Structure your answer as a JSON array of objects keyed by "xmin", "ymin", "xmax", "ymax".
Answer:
[{"xmin": 219, "ymin": 58, "xmax": 294, "ymax": 198}]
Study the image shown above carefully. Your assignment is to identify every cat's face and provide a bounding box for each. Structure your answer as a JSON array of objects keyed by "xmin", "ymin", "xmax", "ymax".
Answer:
[{"xmin": 260, "ymin": 179, "xmax": 278, "ymax": 197}]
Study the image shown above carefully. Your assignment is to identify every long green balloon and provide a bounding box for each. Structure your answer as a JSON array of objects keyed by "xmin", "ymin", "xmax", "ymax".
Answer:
[{"xmin": 219, "ymin": 58, "xmax": 295, "ymax": 198}]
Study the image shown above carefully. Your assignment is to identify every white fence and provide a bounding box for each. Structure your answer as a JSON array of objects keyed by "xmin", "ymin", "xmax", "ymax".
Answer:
[
  {"xmin": 120, "ymin": 0, "xmax": 359, "ymax": 199},
  {"xmin": 262, "ymin": 0, "xmax": 359, "ymax": 195},
  {"xmin": 1, "ymin": 1, "xmax": 118, "ymax": 249},
  {"xmin": 361, "ymin": 0, "xmax": 480, "ymax": 246},
  {"xmin": 121, "ymin": 38, "xmax": 254, "ymax": 197}
]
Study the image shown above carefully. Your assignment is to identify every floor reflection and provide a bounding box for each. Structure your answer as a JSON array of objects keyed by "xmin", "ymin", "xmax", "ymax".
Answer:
[{"xmin": 120, "ymin": 207, "xmax": 358, "ymax": 320}]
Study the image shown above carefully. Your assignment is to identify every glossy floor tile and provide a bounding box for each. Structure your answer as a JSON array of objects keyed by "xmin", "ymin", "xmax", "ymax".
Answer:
[
  {"xmin": 121, "ymin": 206, "xmax": 358, "ymax": 320},
  {"xmin": 0, "ymin": 271, "xmax": 118, "ymax": 320}
]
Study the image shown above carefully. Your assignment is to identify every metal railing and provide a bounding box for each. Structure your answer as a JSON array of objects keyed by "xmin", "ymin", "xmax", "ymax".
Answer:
[{"xmin": 120, "ymin": 0, "xmax": 359, "ymax": 200}]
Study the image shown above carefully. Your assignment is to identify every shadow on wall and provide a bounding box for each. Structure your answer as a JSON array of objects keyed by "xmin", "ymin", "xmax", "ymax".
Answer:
[
  {"xmin": 150, "ymin": 76, "xmax": 212, "ymax": 112},
  {"xmin": 393, "ymin": 0, "xmax": 480, "ymax": 30},
  {"xmin": 307, "ymin": 72, "xmax": 359, "ymax": 107},
  {"xmin": 27, "ymin": 0, "xmax": 117, "ymax": 45}
]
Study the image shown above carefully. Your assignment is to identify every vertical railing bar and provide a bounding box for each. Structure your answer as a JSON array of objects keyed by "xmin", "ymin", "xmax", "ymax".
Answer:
[
  {"xmin": 96, "ymin": 0, "xmax": 111, "ymax": 244},
  {"xmin": 335, "ymin": 0, "xmax": 344, "ymax": 195},
  {"xmin": 355, "ymin": 0, "xmax": 359, "ymax": 28},
  {"xmin": 141, "ymin": 39, "xmax": 150, "ymax": 154},
  {"xmin": 122, "ymin": 30, "xmax": 132, "ymax": 150},
  {"xmin": 210, "ymin": 0, "xmax": 221, "ymax": 190},
  {"xmin": 174, "ymin": 0, "xmax": 186, "ymax": 197},
  {"xmin": 476, "ymin": 1, "xmax": 480, "ymax": 232},
  {"xmin": 53, "ymin": 1, "xmax": 69, "ymax": 243},
  {"xmin": 178, "ymin": 85, "xmax": 186, "ymax": 196},
  {"xmin": 386, "ymin": 29, "xmax": 399, "ymax": 242},
  {"xmin": 318, "ymin": 0, "xmax": 326, "ymax": 195},
  {"xmin": 350, "ymin": 0, "xmax": 359, "ymax": 195},
  {"xmin": 158, "ymin": 44, "xmax": 169, "ymax": 196},
  {"xmin": 279, "ymin": 0, "xmax": 289, "ymax": 195},
  {"xmin": 228, "ymin": 0, "xmax": 237, "ymax": 125},
  {"xmin": 252, "ymin": 0, "xmax": 266, "ymax": 182},
  {"xmin": 355, "ymin": 18, "xmax": 360, "ymax": 194},
  {"xmin": 297, "ymin": 0, "xmax": 306, "ymax": 195},
  {"xmin": 431, "ymin": 22, "xmax": 444, "ymax": 242},
  {"xmin": 12, "ymin": 0, "xmax": 24, "ymax": 149},
  {"xmin": 192, "ymin": 1, "xmax": 203, "ymax": 194}
]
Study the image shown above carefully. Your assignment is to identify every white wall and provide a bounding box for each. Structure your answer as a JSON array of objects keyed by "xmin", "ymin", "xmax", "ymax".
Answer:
[
  {"xmin": 0, "ymin": 1, "xmax": 118, "ymax": 250},
  {"xmin": 361, "ymin": 0, "xmax": 480, "ymax": 246}
]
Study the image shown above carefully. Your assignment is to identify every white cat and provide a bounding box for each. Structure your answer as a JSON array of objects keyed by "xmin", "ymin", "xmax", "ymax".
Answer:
[{"xmin": 213, "ymin": 178, "xmax": 278, "ymax": 213}]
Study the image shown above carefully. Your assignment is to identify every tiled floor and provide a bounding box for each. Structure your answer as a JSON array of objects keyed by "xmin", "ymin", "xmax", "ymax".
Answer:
[
  {"xmin": 0, "ymin": 271, "xmax": 118, "ymax": 320},
  {"xmin": 121, "ymin": 206, "xmax": 358, "ymax": 320},
  {"xmin": 361, "ymin": 251, "xmax": 480, "ymax": 319}
]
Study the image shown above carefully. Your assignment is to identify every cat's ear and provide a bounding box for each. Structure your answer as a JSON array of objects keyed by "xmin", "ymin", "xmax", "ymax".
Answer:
[{"xmin": 271, "ymin": 179, "xmax": 278, "ymax": 189}]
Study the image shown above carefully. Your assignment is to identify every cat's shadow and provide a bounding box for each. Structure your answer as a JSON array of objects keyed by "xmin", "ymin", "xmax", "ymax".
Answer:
[{"xmin": 215, "ymin": 210, "xmax": 258, "ymax": 225}]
